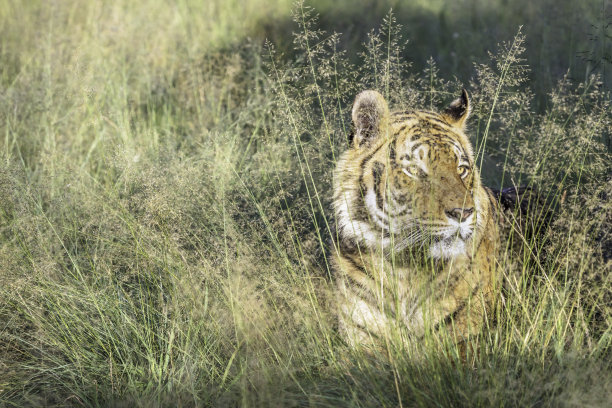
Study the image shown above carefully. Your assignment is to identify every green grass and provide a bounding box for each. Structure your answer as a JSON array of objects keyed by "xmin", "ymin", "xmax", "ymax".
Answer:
[{"xmin": 0, "ymin": 0, "xmax": 610, "ymax": 406}]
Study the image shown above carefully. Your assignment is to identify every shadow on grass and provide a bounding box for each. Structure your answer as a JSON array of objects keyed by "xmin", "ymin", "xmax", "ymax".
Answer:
[
  {"xmin": 4, "ymin": 348, "xmax": 609, "ymax": 407},
  {"xmin": 240, "ymin": 0, "xmax": 610, "ymax": 109}
]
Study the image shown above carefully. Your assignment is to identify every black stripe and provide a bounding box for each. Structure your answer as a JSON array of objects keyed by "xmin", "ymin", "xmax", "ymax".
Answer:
[
  {"xmin": 337, "ymin": 236, "xmax": 359, "ymax": 255},
  {"xmin": 355, "ymin": 143, "xmax": 386, "ymax": 227},
  {"xmin": 424, "ymin": 123, "xmax": 451, "ymax": 134},
  {"xmin": 347, "ymin": 128, "xmax": 355, "ymax": 146},
  {"xmin": 339, "ymin": 274, "xmax": 382, "ymax": 314},
  {"xmin": 358, "ymin": 142, "xmax": 385, "ymax": 178},
  {"xmin": 411, "ymin": 133, "xmax": 422, "ymax": 141},
  {"xmin": 392, "ymin": 110, "xmax": 418, "ymax": 120},
  {"xmin": 342, "ymin": 253, "xmax": 398, "ymax": 301},
  {"xmin": 343, "ymin": 253, "xmax": 370, "ymax": 276},
  {"xmin": 372, "ymin": 161, "xmax": 385, "ymax": 210},
  {"xmin": 485, "ymin": 187, "xmax": 499, "ymax": 218},
  {"xmin": 388, "ymin": 139, "xmax": 396, "ymax": 163},
  {"xmin": 423, "ymin": 115, "xmax": 453, "ymax": 128},
  {"xmin": 431, "ymin": 272, "xmax": 463, "ymax": 303},
  {"xmin": 411, "ymin": 142, "xmax": 427, "ymax": 153},
  {"xmin": 391, "ymin": 113, "xmax": 412, "ymax": 120},
  {"xmin": 349, "ymin": 321, "xmax": 382, "ymax": 340},
  {"xmin": 392, "ymin": 207, "xmax": 412, "ymax": 217},
  {"xmin": 395, "ymin": 123, "xmax": 419, "ymax": 135},
  {"xmin": 425, "ymin": 133, "xmax": 459, "ymax": 145},
  {"xmin": 474, "ymin": 233, "xmax": 485, "ymax": 254},
  {"xmin": 391, "ymin": 188, "xmax": 409, "ymax": 203},
  {"xmin": 342, "ymin": 277, "xmax": 379, "ymax": 305},
  {"xmin": 434, "ymin": 283, "xmax": 482, "ymax": 332}
]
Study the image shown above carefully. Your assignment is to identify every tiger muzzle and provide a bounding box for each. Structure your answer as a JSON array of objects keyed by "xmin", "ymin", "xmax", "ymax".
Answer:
[{"xmin": 445, "ymin": 207, "xmax": 474, "ymax": 223}]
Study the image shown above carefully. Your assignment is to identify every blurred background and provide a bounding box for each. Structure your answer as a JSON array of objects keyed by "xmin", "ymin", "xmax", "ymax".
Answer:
[{"xmin": 2, "ymin": 0, "xmax": 610, "ymax": 107}]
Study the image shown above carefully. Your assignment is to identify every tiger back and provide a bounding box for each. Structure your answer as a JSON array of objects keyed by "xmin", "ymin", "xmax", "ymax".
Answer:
[{"xmin": 332, "ymin": 89, "xmax": 500, "ymax": 346}]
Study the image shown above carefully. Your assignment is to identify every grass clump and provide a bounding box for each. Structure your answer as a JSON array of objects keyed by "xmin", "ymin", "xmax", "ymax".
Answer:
[{"xmin": 1, "ymin": 1, "xmax": 610, "ymax": 406}]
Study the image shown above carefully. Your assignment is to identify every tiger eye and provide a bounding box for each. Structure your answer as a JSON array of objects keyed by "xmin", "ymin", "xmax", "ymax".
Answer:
[{"xmin": 458, "ymin": 166, "xmax": 470, "ymax": 178}]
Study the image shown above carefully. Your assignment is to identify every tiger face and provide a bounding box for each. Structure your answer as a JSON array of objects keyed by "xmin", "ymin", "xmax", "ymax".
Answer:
[{"xmin": 334, "ymin": 89, "xmax": 489, "ymax": 261}]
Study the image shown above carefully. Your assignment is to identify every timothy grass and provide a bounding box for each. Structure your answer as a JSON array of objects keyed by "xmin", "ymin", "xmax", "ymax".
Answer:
[{"xmin": 0, "ymin": 0, "xmax": 610, "ymax": 406}]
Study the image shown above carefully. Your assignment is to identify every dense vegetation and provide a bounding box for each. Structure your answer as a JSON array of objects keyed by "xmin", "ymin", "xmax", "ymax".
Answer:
[{"xmin": 0, "ymin": 0, "xmax": 610, "ymax": 406}]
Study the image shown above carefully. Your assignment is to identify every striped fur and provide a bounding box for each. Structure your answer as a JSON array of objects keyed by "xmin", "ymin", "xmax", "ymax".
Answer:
[{"xmin": 333, "ymin": 90, "xmax": 500, "ymax": 346}]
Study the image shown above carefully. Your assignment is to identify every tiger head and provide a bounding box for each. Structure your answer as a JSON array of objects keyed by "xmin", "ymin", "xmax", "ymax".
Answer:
[{"xmin": 334, "ymin": 90, "xmax": 491, "ymax": 261}]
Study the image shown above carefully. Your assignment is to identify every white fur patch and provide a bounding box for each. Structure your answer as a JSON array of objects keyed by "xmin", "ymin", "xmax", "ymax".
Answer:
[
  {"xmin": 335, "ymin": 187, "xmax": 390, "ymax": 249},
  {"xmin": 364, "ymin": 189, "xmax": 389, "ymax": 228},
  {"xmin": 429, "ymin": 214, "xmax": 474, "ymax": 260},
  {"xmin": 429, "ymin": 237, "xmax": 467, "ymax": 260}
]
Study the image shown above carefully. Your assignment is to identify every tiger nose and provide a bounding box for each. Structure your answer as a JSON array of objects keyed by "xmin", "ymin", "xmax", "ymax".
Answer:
[{"xmin": 445, "ymin": 207, "xmax": 474, "ymax": 222}]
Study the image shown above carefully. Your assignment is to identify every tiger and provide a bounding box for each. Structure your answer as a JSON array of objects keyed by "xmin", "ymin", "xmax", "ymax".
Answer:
[{"xmin": 332, "ymin": 89, "xmax": 501, "ymax": 349}]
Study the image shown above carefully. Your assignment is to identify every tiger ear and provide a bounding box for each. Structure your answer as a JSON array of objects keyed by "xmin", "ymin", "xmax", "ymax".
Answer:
[
  {"xmin": 351, "ymin": 90, "xmax": 389, "ymax": 147},
  {"xmin": 443, "ymin": 89, "xmax": 471, "ymax": 129}
]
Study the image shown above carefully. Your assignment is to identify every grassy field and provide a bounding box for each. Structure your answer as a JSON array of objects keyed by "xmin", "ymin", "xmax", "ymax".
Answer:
[{"xmin": 0, "ymin": 0, "xmax": 610, "ymax": 406}]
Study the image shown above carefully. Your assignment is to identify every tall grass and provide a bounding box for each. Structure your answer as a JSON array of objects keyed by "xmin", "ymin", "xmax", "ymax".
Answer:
[{"xmin": 0, "ymin": 0, "xmax": 610, "ymax": 406}]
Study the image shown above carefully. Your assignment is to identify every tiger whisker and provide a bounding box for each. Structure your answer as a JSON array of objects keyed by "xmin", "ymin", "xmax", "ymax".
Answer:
[{"xmin": 390, "ymin": 228, "xmax": 425, "ymax": 252}]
